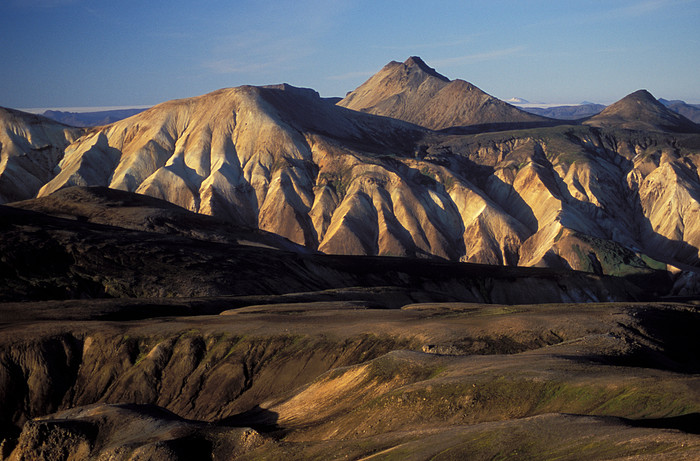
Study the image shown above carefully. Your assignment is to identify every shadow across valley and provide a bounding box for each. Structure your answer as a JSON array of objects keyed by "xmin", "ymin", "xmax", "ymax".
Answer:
[
  {"xmin": 626, "ymin": 413, "xmax": 700, "ymax": 435},
  {"xmin": 438, "ymin": 119, "xmax": 573, "ymax": 135},
  {"xmin": 218, "ymin": 406, "xmax": 281, "ymax": 434}
]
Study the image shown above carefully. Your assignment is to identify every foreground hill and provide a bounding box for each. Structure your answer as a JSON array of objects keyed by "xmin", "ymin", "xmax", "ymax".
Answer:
[
  {"xmin": 10, "ymin": 186, "xmax": 308, "ymax": 253},
  {"xmin": 1, "ymin": 297, "xmax": 699, "ymax": 459},
  {"xmin": 1, "ymin": 59, "xmax": 700, "ymax": 295},
  {"xmin": 338, "ymin": 56, "xmax": 550, "ymax": 130}
]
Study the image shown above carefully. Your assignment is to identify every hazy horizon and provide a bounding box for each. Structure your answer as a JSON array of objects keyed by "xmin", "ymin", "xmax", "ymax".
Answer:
[{"xmin": 2, "ymin": 1, "xmax": 699, "ymax": 109}]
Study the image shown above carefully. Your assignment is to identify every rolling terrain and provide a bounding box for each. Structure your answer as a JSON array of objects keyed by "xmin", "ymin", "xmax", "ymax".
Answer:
[
  {"xmin": 1, "ymin": 187, "xmax": 640, "ymax": 304},
  {"xmin": 1, "ymin": 292, "xmax": 699, "ymax": 459}
]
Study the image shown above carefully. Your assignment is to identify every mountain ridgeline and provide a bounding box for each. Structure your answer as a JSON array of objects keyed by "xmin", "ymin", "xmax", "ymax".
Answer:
[{"xmin": 2, "ymin": 57, "xmax": 700, "ymax": 295}]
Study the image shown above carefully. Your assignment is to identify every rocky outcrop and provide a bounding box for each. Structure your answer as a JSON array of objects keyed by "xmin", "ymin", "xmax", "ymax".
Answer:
[{"xmin": 5, "ymin": 403, "xmax": 265, "ymax": 460}]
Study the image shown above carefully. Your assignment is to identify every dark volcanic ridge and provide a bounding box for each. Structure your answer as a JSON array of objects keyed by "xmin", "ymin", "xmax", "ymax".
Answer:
[
  {"xmin": 42, "ymin": 108, "xmax": 148, "ymax": 127},
  {"xmin": 1, "ymin": 186, "xmax": 645, "ymax": 303}
]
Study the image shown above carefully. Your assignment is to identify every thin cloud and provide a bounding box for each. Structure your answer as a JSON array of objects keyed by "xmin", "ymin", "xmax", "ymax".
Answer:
[
  {"xmin": 594, "ymin": 47, "xmax": 628, "ymax": 54},
  {"xmin": 327, "ymin": 71, "xmax": 375, "ymax": 81},
  {"xmin": 204, "ymin": 59, "xmax": 286, "ymax": 75},
  {"xmin": 202, "ymin": 30, "xmax": 313, "ymax": 75},
  {"xmin": 10, "ymin": 0, "xmax": 80, "ymax": 7},
  {"xmin": 374, "ymin": 35, "xmax": 480, "ymax": 52},
  {"xmin": 594, "ymin": 0, "xmax": 693, "ymax": 21},
  {"xmin": 200, "ymin": 1, "xmax": 347, "ymax": 77},
  {"xmin": 615, "ymin": 0, "xmax": 678, "ymax": 17},
  {"xmin": 522, "ymin": 0, "xmax": 693, "ymax": 29},
  {"xmin": 431, "ymin": 47, "xmax": 526, "ymax": 67}
]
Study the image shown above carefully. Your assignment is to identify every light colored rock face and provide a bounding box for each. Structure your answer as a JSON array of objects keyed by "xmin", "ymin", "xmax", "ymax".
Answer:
[
  {"xmin": 338, "ymin": 56, "xmax": 548, "ymax": 130},
  {"xmin": 0, "ymin": 108, "xmax": 81, "ymax": 203},
  {"xmin": 2, "ymin": 74, "xmax": 700, "ymax": 279}
]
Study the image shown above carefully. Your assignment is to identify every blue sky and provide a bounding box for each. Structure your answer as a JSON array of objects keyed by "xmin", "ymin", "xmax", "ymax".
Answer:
[{"xmin": 1, "ymin": 0, "xmax": 699, "ymax": 109}]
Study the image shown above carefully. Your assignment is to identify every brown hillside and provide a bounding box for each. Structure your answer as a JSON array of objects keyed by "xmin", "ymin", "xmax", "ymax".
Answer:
[
  {"xmin": 338, "ymin": 56, "xmax": 550, "ymax": 130},
  {"xmin": 585, "ymin": 89, "xmax": 699, "ymax": 132}
]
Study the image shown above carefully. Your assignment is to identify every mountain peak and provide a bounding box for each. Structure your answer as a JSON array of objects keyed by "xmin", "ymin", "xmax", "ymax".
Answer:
[
  {"xmin": 622, "ymin": 89, "xmax": 661, "ymax": 105},
  {"xmin": 403, "ymin": 56, "xmax": 449, "ymax": 82},
  {"xmin": 338, "ymin": 57, "xmax": 547, "ymax": 130},
  {"xmin": 585, "ymin": 89, "xmax": 698, "ymax": 133}
]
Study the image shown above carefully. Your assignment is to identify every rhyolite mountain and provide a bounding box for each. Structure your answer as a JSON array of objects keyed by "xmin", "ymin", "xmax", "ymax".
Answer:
[
  {"xmin": 0, "ymin": 107, "xmax": 81, "ymax": 203},
  {"xmin": 338, "ymin": 56, "xmax": 550, "ymax": 130},
  {"xmin": 1, "ymin": 58, "xmax": 700, "ymax": 295}
]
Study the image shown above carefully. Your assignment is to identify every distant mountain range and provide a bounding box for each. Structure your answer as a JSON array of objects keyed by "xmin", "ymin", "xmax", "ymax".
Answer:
[
  {"xmin": 2, "ymin": 56, "xmax": 700, "ymax": 296},
  {"xmin": 516, "ymin": 98, "xmax": 700, "ymax": 123},
  {"xmin": 658, "ymin": 98, "xmax": 700, "ymax": 123},
  {"xmin": 41, "ymin": 108, "xmax": 148, "ymax": 127},
  {"xmin": 519, "ymin": 103, "xmax": 607, "ymax": 120}
]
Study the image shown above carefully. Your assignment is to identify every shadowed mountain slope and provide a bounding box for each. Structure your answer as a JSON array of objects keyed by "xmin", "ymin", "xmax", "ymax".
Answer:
[
  {"xmin": 0, "ymin": 191, "xmax": 642, "ymax": 303},
  {"xmin": 338, "ymin": 56, "xmax": 550, "ymax": 130},
  {"xmin": 10, "ymin": 185, "xmax": 309, "ymax": 252}
]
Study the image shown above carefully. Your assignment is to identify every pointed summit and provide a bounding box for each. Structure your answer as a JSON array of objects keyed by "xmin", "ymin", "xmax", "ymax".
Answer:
[
  {"xmin": 338, "ymin": 57, "xmax": 548, "ymax": 130},
  {"xmin": 585, "ymin": 89, "xmax": 698, "ymax": 132},
  {"xmin": 403, "ymin": 56, "xmax": 449, "ymax": 82}
]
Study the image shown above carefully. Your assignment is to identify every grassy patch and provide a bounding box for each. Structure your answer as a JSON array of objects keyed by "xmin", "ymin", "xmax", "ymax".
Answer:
[
  {"xmin": 440, "ymin": 175, "xmax": 455, "ymax": 192},
  {"xmin": 318, "ymin": 171, "xmax": 351, "ymax": 199}
]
